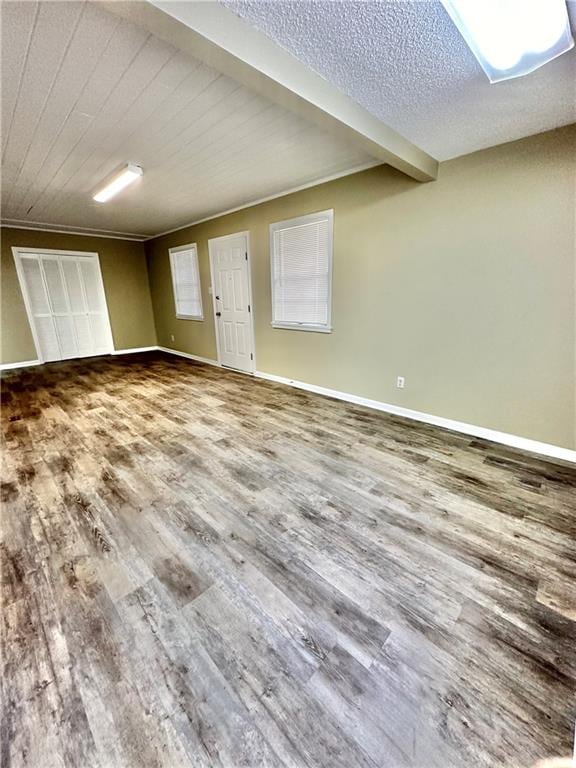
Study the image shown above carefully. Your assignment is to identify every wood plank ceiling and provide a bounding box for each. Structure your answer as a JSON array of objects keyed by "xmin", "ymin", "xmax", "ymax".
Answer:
[{"xmin": 1, "ymin": 1, "xmax": 375, "ymax": 239}]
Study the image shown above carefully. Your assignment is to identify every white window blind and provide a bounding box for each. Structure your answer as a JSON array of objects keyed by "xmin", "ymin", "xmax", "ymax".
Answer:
[
  {"xmin": 169, "ymin": 244, "xmax": 203, "ymax": 320},
  {"xmin": 270, "ymin": 210, "xmax": 333, "ymax": 332}
]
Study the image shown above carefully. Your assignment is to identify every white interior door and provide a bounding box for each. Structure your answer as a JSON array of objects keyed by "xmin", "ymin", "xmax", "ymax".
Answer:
[
  {"xmin": 14, "ymin": 249, "xmax": 113, "ymax": 363},
  {"xmin": 209, "ymin": 232, "xmax": 254, "ymax": 373}
]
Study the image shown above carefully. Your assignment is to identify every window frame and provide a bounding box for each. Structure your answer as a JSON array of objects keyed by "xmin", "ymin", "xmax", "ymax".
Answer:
[
  {"xmin": 269, "ymin": 209, "xmax": 334, "ymax": 334},
  {"xmin": 168, "ymin": 243, "xmax": 204, "ymax": 321}
]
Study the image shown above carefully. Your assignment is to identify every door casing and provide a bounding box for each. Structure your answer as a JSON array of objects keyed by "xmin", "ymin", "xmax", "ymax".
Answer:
[{"xmin": 208, "ymin": 231, "xmax": 256, "ymax": 374}]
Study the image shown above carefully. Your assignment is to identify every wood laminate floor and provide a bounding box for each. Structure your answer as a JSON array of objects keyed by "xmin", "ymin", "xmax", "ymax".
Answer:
[{"xmin": 1, "ymin": 352, "xmax": 575, "ymax": 768}]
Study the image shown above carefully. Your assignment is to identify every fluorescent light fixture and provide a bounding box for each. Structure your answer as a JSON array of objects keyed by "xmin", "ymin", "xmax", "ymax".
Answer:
[
  {"xmin": 441, "ymin": 0, "xmax": 574, "ymax": 82},
  {"xmin": 93, "ymin": 164, "xmax": 143, "ymax": 203}
]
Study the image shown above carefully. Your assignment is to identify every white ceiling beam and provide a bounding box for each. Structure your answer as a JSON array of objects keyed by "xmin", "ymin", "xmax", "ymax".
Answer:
[{"xmin": 99, "ymin": 0, "xmax": 438, "ymax": 182}]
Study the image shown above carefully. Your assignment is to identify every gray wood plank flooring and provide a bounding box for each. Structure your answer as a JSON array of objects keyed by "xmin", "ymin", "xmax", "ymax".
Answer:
[{"xmin": 1, "ymin": 351, "xmax": 575, "ymax": 767}]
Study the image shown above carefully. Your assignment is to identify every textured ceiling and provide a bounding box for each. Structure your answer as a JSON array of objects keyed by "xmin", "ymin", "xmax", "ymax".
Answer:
[
  {"xmin": 3, "ymin": 1, "xmax": 574, "ymax": 239},
  {"xmin": 0, "ymin": 1, "xmax": 373, "ymax": 238},
  {"xmin": 223, "ymin": 0, "xmax": 576, "ymax": 161}
]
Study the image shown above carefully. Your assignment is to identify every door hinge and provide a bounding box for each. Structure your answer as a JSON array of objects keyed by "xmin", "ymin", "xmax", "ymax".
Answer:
[
  {"xmin": 248, "ymin": 304, "xmax": 251, "ymax": 312},
  {"xmin": 245, "ymin": 252, "xmax": 248, "ymax": 260},
  {"xmin": 250, "ymin": 353, "xmax": 253, "ymax": 360}
]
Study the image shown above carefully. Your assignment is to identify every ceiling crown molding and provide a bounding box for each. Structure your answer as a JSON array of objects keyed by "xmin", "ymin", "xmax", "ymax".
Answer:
[{"xmin": 0, "ymin": 219, "xmax": 148, "ymax": 242}]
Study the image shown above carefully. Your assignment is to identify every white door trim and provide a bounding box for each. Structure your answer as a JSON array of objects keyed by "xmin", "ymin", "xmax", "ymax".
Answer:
[
  {"xmin": 12, "ymin": 246, "xmax": 114, "ymax": 364},
  {"xmin": 208, "ymin": 230, "xmax": 256, "ymax": 374},
  {"xmin": 12, "ymin": 246, "xmax": 100, "ymax": 258}
]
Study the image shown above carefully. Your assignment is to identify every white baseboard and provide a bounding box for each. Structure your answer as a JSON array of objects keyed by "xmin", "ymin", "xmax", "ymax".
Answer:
[
  {"xmin": 111, "ymin": 344, "xmax": 220, "ymax": 367},
  {"xmin": 157, "ymin": 346, "xmax": 220, "ymax": 367},
  {"xmin": 112, "ymin": 346, "xmax": 158, "ymax": 355},
  {"xmin": 0, "ymin": 359, "xmax": 41, "ymax": 371},
  {"xmin": 1, "ymin": 347, "xmax": 157, "ymax": 368},
  {"xmin": 255, "ymin": 370, "xmax": 576, "ymax": 464},
  {"xmin": 5, "ymin": 347, "xmax": 572, "ymax": 463}
]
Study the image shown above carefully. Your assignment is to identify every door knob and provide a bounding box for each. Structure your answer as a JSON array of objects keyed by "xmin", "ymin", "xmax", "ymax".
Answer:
[
  {"xmin": 215, "ymin": 311, "xmax": 221, "ymax": 317},
  {"xmin": 215, "ymin": 295, "xmax": 220, "ymax": 300}
]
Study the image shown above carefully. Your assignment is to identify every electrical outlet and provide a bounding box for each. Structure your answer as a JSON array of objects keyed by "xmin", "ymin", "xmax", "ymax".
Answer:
[
  {"xmin": 170, "ymin": 334, "xmax": 175, "ymax": 342},
  {"xmin": 396, "ymin": 376, "xmax": 405, "ymax": 389}
]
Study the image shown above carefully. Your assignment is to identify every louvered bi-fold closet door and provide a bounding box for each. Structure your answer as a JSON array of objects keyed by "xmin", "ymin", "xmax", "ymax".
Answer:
[
  {"xmin": 16, "ymin": 252, "xmax": 113, "ymax": 362},
  {"xmin": 18, "ymin": 256, "xmax": 61, "ymax": 362},
  {"xmin": 60, "ymin": 258, "xmax": 103, "ymax": 357},
  {"xmin": 41, "ymin": 256, "xmax": 78, "ymax": 359},
  {"xmin": 76, "ymin": 258, "xmax": 113, "ymax": 354}
]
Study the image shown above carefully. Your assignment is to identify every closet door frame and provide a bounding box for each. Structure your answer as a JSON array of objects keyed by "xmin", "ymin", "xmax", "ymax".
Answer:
[{"xmin": 12, "ymin": 246, "xmax": 114, "ymax": 363}]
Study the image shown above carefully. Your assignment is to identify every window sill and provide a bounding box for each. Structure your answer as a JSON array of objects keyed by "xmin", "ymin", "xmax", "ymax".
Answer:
[
  {"xmin": 271, "ymin": 323, "xmax": 332, "ymax": 334},
  {"xmin": 176, "ymin": 314, "xmax": 204, "ymax": 321}
]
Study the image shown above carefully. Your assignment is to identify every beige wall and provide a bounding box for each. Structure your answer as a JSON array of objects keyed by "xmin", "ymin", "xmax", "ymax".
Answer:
[
  {"xmin": 147, "ymin": 126, "xmax": 576, "ymax": 450},
  {"xmin": 1, "ymin": 228, "xmax": 157, "ymax": 363}
]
